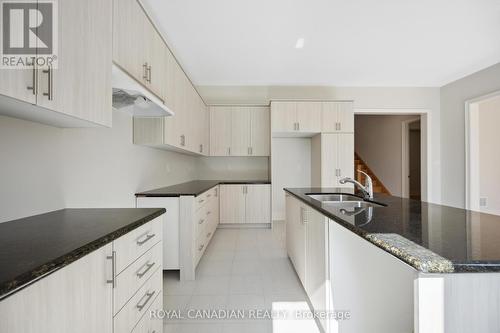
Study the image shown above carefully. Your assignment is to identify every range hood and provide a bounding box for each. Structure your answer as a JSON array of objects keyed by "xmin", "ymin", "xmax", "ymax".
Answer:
[{"xmin": 111, "ymin": 64, "xmax": 174, "ymax": 117}]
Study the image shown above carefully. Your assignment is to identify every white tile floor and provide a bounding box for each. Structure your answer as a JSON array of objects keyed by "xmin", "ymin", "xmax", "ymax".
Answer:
[{"xmin": 162, "ymin": 222, "xmax": 321, "ymax": 333}]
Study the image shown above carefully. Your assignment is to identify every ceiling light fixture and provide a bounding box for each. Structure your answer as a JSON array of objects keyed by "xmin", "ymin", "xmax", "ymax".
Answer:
[{"xmin": 295, "ymin": 38, "xmax": 305, "ymax": 49}]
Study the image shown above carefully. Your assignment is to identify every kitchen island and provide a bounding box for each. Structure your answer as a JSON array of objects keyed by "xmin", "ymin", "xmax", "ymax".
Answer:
[{"xmin": 285, "ymin": 187, "xmax": 500, "ymax": 333}]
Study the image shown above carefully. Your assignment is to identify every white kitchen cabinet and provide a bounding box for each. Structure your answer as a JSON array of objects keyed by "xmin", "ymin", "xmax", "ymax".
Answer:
[
  {"xmin": 250, "ymin": 107, "xmax": 271, "ymax": 156},
  {"xmin": 0, "ymin": 0, "xmax": 112, "ymax": 128},
  {"xmin": 311, "ymin": 133, "xmax": 354, "ymax": 187},
  {"xmin": 210, "ymin": 106, "xmax": 233, "ymax": 156},
  {"xmin": 322, "ymin": 101, "xmax": 354, "ymax": 133},
  {"xmin": 231, "ymin": 108, "xmax": 252, "ymax": 156},
  {"xmin": 219, "ymin": 184, "xmax": 271, "ymax": 224},
  {"xmin": 305, "ymin": 208, "xmax": 329, "ymax": 332},
  {"xmin": 0, "ymin": 243, "xmax": 113, "ymax": 333},
  {"xmin": 271, "ymin": 101, "xmax": 321, "ymax": 134},
  {"xmin": 286, "ymin": 194, "xmax": 307, "ymax": 286}
]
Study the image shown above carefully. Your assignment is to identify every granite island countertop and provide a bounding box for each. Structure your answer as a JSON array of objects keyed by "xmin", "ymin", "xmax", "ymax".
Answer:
[
  {"xmin": 136, "ymin": 179, "xmax": 271, "ymax": 197},
  {"xmin": 285, "ymin": 187, "xmax": 500, "ymax": 273},
  {"xmin": 0, "ymin": 208, "xmax": 165, "ymax": 300}
]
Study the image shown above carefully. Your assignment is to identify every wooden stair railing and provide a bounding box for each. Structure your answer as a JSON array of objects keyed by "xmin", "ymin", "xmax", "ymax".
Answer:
[{"xmin": 354, "ymin": 152, "xmax": 391, "ymax": 195}]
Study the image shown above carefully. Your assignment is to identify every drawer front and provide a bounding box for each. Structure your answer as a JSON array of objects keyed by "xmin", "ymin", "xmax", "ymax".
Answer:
[
  {"xmin": 194, "ymin": 192, "xmax": 209, "ymax": 211},
  {"xmin": 195, "ymin": 231, "xmax": 207, "ymax": 265},
  {"xmin": 195, "ymin": 205, "xmax": 207, "ymax": 237},
  {"xmin": 114, "ymin": 217, "xmax": 162, "ymax": 274},
  {"xmin": 114, "ymin": 241, "xmax": 162, "ymax": 315},
  {"xmin": 114, "ymin": 268, "xmax": 162, "ymax": 333},
  {"xmin": 131, "ymin": 291, "xmax": 162, "ymax": 333}
]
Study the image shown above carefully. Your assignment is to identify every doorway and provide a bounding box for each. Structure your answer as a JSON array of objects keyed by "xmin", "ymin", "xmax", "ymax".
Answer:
[
  {"xmin": 402, "ymin": 118, "xmax": 421, "ymax": 200},
  {"xmin": 466, "ymin": 91, "xmax": 500, "ymax": 214}
]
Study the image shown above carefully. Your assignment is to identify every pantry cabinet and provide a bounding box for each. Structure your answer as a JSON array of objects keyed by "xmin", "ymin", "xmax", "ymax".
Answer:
[
  {"xmin": 209, "ymin": 106, "xmax": 270, "ymax": 156},
  {"xmin": 311, "ymin": 133, "xmax": 354, "ymax": 187},
  {"xmin": 321, "ymin": 101, "xmax": 354, "ymax": 133},
  {"xmin": 219, "ymin": 184, "xmax": 271, "ymax": 224},
  {"xmin": 0, "ymin": 0, "xmax": 112, "ymax": 127}
]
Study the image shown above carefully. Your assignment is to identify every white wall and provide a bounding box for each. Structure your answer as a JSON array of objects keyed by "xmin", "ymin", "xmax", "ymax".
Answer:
[
  {"xmin": 440, "ymin": 62, "xmax": 500, "ymax": 208},
  {"xmin": 0, "ymin": 110, "xmax": 198, "ymax": 222},
  {"xmin": 198, "ymin": 85, "xmax": 441, "ymax": 203},
  {"xmin": 478, "ymin": 96, "xmax": 500, "ymax": 215},
  {"xmin": 197, "ymin": 156, "xmax": 269, "ymax": 180},
  {"xmin": 354, "ymin": 115, "xmax": 418, "ymax": 197}
]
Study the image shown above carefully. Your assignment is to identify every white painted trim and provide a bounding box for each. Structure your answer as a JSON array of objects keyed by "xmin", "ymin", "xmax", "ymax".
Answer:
[
  {"xmin": 464, "ymin": 90, "xmax": 500, "ymax": 210},
  {"xmin": 401, "ymin": 117, "xmax": 421, "ymax": 198},
  {"xmin": 354, "ymin": 108, "xmax": 429, "ymax": 115}
]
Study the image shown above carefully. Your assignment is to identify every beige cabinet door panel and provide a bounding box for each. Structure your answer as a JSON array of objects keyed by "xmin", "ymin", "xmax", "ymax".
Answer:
[
  {"xmin": 38, "ymin": 0, "xmax": 112, "ymax": 126},
  {"xmin": 219, "ymin": 185, "xmax": 246, "ymax": 224},
  {"xmin": 250, "ymin": 107, "xmax": 270, "ymax": 156},
  {"xmin": 0, "ymin": 68, "xmax": 37, "ymax": 105},
  {"xmin": 296, "ymin": 102, "xmax": 321, "ymax": 133},
  {"xmin": 271, "ymin": 101, "xmax": 296, "ymax": 132},
  {"xmin": 210, "ymin": 106, "xmax": 232, "ymax": 156},
  {"xmin": 231, "ymin": 107, "xmax": 251, "ymax": 156},
  {"xmin": 320, "ymin": 134, "xmax": 339, "ymax": 187},
  {"xmin": 245, "ymin": 185, "xmax": 271, "ymax": 223},
  {"xmin": 337, "ymin": 133, "xmax": 354, "ymax": 183},
  {"xmin": 337, "ymin": 102, "xmax": 354, "ymax": 133},
  {"xmin": 321, "ymin": 102, "xmax": 339, "ymax": 132}
]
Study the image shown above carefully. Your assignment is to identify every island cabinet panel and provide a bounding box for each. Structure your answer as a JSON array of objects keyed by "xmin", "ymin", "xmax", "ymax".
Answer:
[
  {"xmin": 329, "ymin": 220, "xmax": 416, "ymax": 333},
  {"xmin": 285, "ymin": 194, "xmax": 307, "ymax": 286},
  {"xmin": 0, "ymin": 243, "xmax": 114, "ymax": 333}
]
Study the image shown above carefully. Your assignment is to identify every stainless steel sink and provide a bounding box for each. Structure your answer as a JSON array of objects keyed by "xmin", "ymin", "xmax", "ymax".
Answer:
[{"xmin": 306, "ymin": 193, "xmax": 385, "ymax": 208}]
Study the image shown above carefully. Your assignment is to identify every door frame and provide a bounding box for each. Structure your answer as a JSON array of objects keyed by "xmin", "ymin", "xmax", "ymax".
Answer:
[
  {"xmin": 355, "ymin": 108, "xmax": 430, "ymax": 201},
  {"xmin": 401, "ymin": 117, "xmax": 421, "ymax": 198},
  {"xmin": 464, "ymin": 90, "xmax": 500, "ymax": 211}
]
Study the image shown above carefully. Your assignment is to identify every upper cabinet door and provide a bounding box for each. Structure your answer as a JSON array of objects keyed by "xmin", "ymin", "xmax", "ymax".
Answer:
[
  {"xmin": 231, "ymin": 107, "xmax": 251, "ymax": 156},
  {"xmin": 145, "ymin": 24, "xmax": 167, "ymax": 99},
  {"xmin": 250, "ymin": 107, "xmax": 270, "ymax": 156},
  {"xmin": 113, "ymin": 0, "xmax": 146, "ymax": 83},
  {"xmin": 296, "ymin": 102, "xmax": 321, "ymax": 133},
  {"xmin": 337, "ymin": 102, "xmax": 354, "ymax": 133},
  {"xmin": 210, "ymin": 107, "xmax": 232, "ymax": 156},
  {"xmin": 0, "ymin": 68, "xmax": 37, "ymax": 105},
  {"xmin": 321, "ymin": 102, "xmax": 338, "ymax": 132},
  {"xmin": 271, "ymin": 102, "xmax": 296, "ymax": 132},
  {"xmin": 37, "ymin": 0, "xmax": 112, "ymax": 126}
]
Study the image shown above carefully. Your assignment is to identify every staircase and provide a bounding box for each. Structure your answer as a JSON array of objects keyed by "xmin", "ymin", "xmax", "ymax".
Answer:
[{"xmin": 354, "ymin": 153, "xmax": 391, "ymax": 195}]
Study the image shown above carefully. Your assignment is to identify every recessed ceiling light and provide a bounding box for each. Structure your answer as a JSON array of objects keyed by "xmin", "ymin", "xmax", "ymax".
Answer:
[{"xmin": 295, "ymin": 38, "xmax": 305, "ymax": 49}]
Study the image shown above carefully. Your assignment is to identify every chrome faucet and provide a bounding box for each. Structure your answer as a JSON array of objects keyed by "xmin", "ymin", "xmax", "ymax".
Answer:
[{"xmin": 339, "ymin": 170, "xmax": 374, "ymax": 200}]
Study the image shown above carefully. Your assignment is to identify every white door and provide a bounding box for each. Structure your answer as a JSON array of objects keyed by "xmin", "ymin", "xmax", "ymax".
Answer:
[
  {"xmin": 306, "ymin": 209, "xmax": 329, "ymax": 332},
  {"xmin": 219, "ymin": 185, "xmax": 246, "ymax": 223},
  {"xmin": 250, "ymin": 107, "xmax": 270, "ymax": 156},
  {"xmin": 231, "ymin": 107, "xmax": 251, "ymax": 156},
  {"xmin": 245, "ymin": 185, "xmax": 271, "ymax": 223},
  {"xmin": 38, "ymin": 0, "xmax": 112, "ymax": 126},
  {"xmin": 337, "ymin": 102, "xmax": 354, "ymax": 133},
  {"xmin": 296, "ymin": 102, "xmax": 322, "ymax": 133},
  {"xmin": 210, "ymin": 107, "xmax": 232, "ymax": 156},
  {"xmin": 337, "ymin": 133, "xmax": 355, "ymax": 184},
  {"xmin": 271, "ymin": 101, "xmax": 296, "ymax": 132}
]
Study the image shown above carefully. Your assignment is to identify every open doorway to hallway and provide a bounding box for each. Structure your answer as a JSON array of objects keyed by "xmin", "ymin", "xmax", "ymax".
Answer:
[
  {"xmin": 354, "ymin": 115, "xmax": 422, "ymax": 199},
  {"xmin": 466, "ymin": 91, "xmax": 500, "ymax": 215}
]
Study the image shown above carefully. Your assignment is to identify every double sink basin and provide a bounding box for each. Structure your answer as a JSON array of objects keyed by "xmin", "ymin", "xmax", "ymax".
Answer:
[{"xmin": 307, "ymin": 193, "xmax": 386, "ymax": 209}]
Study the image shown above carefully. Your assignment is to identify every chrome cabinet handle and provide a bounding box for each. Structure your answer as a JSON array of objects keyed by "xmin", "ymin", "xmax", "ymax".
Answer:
[
  {"xmin": 198, "ymin": 199, "xmax": 204, "ymax": 204},
  {"xmin": 199, "ymin": 144, "xmax": 203, "ymax": 153},
  {"xmin": 338, "ymin": 122, "xmax": 341, "ymax": 131},
  {"xmin": 136, "ymin": 290, "xmax": 156, "ymax": 311},
  {"xmin": 106, "ymin": 251, "xmax": 116, "ymax": 288},
  {"xmin": 215, "ymin": 188, "xmax": 218, "ymax": 197},
  {"xmin": 180, "ymin": 135, "xmax": 185, "ymax": 146},
  {"xmin": 137, "ymin": 261, "xmax": 155, "ymax": 278},
  {"xmin": 206, "ymin": 232, "xmax": 212, "ymax": 238},
  {"xmin": 297, "ymin": 122, "xmax": 300, "ymax": 131},
  {"xmin": 227, "ymin": 147, "xmax": 231, "ymax": 156},
  {"xmin": 143, "ymin": 62, "xmax": 148, "ymax": 81},
  {"xmin": 26, "ymin": 60, "xmax": 37, "ymax": 95},
  {"xmin": 206, "ymin": 210, "xmax": 211, "ymax": 216},
  {"xmin": 147, "ymin": 65, "xmax": 152, "ymax": 83},
  {"xmin": 198, "ymin": 244, "xmax": 205, "ymax": 251},
  {"xmin": 137, "ymin": 233, "xmax": 155, "ymax": 246},
  {"xmin": 42, "ymin": 66, "xmax": 53, "ymax": 100},
  {"xmin": 198, "ymin": 218, "xmax": 205, "ymax": 225}
]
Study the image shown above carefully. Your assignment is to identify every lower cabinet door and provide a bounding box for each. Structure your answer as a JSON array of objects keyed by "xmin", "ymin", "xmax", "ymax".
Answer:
[
  {"xmin": 219, "ymin": 185, "xmax": 246, "ymax": 224},
  {"xmin": 305, "ymin": 208, "xmax": 329, "ymax": 332},
  {"xmin": 245, "ymin": 184, "xmax": 271, "ymax": 223},
  {"xmin": 0, "ymin": 243, "xmax": 113, "ymax": 333}
]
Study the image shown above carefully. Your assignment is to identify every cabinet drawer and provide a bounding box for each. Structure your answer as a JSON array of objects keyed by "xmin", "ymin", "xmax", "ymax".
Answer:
[
  {"xmin": 195, "ymin": 205, "xmax": 208, "ymax": 236},
  {"xmin": 114, "ymin": 217, "xmax": 162, "ymax": 274},
  {"xmin": 194, "ymin": 192, "xmax": 209, "ymax": 210},
  {"xmin": 131, "ymin": 292, "xmax": 162, "ymax": 333},
  {"xmin": 114, "ymin": 241, "xmax": 162, "ymax": 315},
  {"xmin": 114, "ymin": 268, "xmax": 162, "ymax": 333}
]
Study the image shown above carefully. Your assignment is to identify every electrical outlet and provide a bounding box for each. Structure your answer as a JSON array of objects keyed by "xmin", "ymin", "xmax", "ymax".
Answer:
[{"xmin": 480, "ymin": 197, "xmax": 488, "ymax": 207}]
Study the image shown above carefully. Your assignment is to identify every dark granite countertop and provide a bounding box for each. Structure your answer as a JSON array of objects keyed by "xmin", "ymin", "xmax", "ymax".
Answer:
[
  {"xmin": 0, "ymin": 208, "xmax": 165, "ymax": 300},
  {"xmin": 285, "ymin": 187, "xmax": 500, "ymax": 273},
  {"xmin": 136, "ymin": 180, "xmax": 271, "ymax": 197}
]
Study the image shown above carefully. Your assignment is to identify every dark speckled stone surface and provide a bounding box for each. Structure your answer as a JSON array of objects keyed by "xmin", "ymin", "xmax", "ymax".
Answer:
[
  {"xmin": 285, "ymin": 187, "xmax": 500, "ymax": 273},
  {"xmin": 0, "ymin": 208, "xmax": 165, "ymax": 300},
  {"xmin": 136, "ymin": 180, "xmax": 271, "ymax": 197}
]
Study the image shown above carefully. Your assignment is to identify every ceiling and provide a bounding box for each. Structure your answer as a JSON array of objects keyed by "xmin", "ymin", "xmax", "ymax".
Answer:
[{"xmin": 142, "ymin": 0, "xmax": 500, "ymax": 87}]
